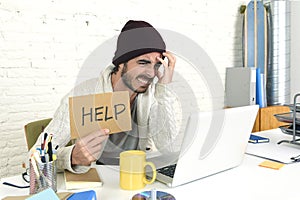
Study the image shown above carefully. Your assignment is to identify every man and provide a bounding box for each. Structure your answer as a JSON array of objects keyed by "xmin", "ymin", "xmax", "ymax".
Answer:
[{"xmin": 32, "ymin": 20, "xmax": 178, "ymax": 173}]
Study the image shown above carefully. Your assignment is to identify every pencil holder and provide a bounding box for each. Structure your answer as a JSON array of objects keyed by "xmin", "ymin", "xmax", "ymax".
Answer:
[{"xmin": 29, "ymin": 160, "xmax": 57, "ymax": 194}]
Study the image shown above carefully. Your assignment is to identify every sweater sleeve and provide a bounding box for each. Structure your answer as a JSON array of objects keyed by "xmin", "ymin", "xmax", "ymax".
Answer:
[
  {"xmin": 56, "ymin": 145, "xmax": 90, "ymax": 173},
  {"xmin": 148, "ymin": 83, "xmax": 180, "ymax": 153}
]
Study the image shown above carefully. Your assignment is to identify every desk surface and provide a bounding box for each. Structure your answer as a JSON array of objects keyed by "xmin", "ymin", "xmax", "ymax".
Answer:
[{"xmin": 2, "ymin": 129, "xmax": 300, "ymax": 200}]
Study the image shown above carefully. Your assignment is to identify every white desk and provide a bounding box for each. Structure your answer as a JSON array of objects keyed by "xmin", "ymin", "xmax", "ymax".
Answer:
[{"xmin": 2, "ymin": 129, "xmax": 300, "ymax": 200}]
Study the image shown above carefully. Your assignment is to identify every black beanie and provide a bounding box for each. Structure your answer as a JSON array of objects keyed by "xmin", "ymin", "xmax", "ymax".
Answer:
[{"xmin": 112, "ymin": 20, "xmax": 166, "ymax": 66}]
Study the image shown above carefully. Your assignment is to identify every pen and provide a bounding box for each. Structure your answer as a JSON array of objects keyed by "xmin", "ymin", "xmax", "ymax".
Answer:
[
  {"xmin": 52, "ymin": 145, "xmax": 58, "ymax": 160},
  {"xmin": 41, "ymin": 150, "xmax": 45, "ymax": 163},
  {"xmin": 44, "ymin": 134, "xmax": 52, "ymax": 154},
  {"xmin": 52, "ymin": 154, "xmax": 57, "ymax": 161},
  {"xmin": 41, "ymin": 132, "xmax": 48, "ymax": 150},
  {"xmin": 45, "ymin": 154, "xmax": 49, "ymax": 164},
  {"xmin": 30, "ymin": 157, "xmax": 41, "ymax": 183},
  {"xmin": 33, "ymin": 151, "xmax": 42, "ymax": 164},
  {"xmin": 36, "ymin": 148, "xmax": 42, "ymax": 155},
  {"xmin": 48, "ymin": 141, "xmax": 53, "ymax": 162}
]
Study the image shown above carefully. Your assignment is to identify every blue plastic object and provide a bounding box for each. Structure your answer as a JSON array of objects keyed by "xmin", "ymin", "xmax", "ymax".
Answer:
[{"xmin": 67, "ymin": 190, "xmax": 97, "ymax": 200}]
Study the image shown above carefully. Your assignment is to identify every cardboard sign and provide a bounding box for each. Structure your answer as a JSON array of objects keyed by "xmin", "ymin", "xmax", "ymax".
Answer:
[{"xmin": 69, "ymin": 91, "xmax": 132, "ymax": 139}]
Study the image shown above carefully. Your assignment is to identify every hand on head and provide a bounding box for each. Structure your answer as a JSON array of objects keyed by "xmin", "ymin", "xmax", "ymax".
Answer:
[
  {"xmin": 71, "ymin": 129, "xmax": 109, "ymax": 166},
  {"xmin": 156, "ymin": 51, "xmax": 176, "ymax": 84}
]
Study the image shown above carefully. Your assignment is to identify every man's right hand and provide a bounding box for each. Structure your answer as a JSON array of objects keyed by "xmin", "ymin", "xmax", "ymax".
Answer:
[{"xmin": 71, "ymin": 129, "xmax": 110, "ymax": 166}]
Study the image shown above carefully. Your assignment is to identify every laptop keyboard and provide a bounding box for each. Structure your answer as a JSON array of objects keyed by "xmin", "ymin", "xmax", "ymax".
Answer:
[{"xmin": 157, "ymin": 164, "xmax": 177, "ymax": 178}]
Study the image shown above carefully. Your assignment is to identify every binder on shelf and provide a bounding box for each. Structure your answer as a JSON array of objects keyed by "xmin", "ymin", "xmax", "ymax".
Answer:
[
  {"xmin": 256, "ymin": 68, "xmax": 267, "ymax": 108},
  {"xmin": 225, "ymin": 67, "xmax": 256, "ymax": 107}
]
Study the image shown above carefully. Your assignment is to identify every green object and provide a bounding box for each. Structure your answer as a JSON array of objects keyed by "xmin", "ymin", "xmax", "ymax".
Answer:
[
  {"xmin": 240, "ymin": 5, "xmax": 246, "ymax": 14},
  {"xmin": 24, "ymin": 118, "xmax": 52, "ymax": 150}
]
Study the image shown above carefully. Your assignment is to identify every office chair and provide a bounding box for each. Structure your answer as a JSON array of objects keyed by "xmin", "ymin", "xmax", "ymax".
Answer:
[{"xmin": 24, "ymin": 118, "xmax": 52, "ymax": 150}]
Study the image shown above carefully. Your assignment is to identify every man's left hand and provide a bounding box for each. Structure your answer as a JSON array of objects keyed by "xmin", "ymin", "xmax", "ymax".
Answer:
[{"xmin": 156, "ymin": 51, "xmax": 176, "ymax": 84}]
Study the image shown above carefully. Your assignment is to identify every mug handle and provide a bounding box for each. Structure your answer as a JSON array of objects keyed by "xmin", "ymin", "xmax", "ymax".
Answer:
[{"xmin": 143, "ymin": 162, "xmax": 157, "ymax": 185}]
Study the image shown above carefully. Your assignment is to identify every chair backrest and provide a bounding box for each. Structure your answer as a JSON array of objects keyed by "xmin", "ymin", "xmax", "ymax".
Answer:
[{"xmin": 24, "ymin": 118, "xmax": 52, "ymax": 150}]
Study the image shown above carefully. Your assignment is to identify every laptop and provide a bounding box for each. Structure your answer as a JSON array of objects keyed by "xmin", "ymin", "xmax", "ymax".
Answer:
[{"xmin": 148, "ymin": 105, "xmax": 259, "ymax": 187}]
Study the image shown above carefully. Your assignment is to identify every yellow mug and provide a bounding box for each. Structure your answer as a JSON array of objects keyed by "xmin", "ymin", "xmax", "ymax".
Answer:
[{"xmin": 119, "ymin": 150, "xmax": 156, "ymax": 190}]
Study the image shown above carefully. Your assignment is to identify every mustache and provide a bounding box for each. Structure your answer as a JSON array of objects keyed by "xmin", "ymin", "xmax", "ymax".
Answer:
[{"xmin": 136, "ymin": 75, "xmax": 154, "ymax": 83}]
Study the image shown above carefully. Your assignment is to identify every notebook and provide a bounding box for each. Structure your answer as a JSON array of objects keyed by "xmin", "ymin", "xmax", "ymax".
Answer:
[
  {"xmin": 64, "ymin": 168, "xmax": 102, "ymax": 190},
  {"xmin": 148, "ymin": 105, "xmax": 259, "ymax": 187}
]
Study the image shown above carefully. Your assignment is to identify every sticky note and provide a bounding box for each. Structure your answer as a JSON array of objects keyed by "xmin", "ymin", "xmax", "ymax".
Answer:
[
  {"xmin": 259, "ymin": 160, "xmax": 285, "ymax": 170},
  {"xmin": 26, "ymin": 188, "xmax": 59, "ymax": 200}
]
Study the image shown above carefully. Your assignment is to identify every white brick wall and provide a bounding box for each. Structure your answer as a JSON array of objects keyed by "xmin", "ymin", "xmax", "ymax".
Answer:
[
  {"xmin": 291, "ymin": 1, "xmax": 300, "ymax": 100},
  {"xmin": 0, "ymin": 0, "xmax": 247, "ymax": 178}
]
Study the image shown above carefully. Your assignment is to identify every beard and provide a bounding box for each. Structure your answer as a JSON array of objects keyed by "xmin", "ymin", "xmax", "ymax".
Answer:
[{"xmin": 121, "ymin": 63, "xmax": 153, "ymax": 94}]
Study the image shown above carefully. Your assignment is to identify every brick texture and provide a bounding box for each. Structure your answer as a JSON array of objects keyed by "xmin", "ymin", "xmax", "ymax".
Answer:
[{"xmin": 0, "ymin": 0, "xmax": 246, "ymax": 178}]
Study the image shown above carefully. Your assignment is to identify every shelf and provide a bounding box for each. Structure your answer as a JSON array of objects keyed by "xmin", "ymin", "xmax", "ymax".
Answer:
[
  {"xmin": 274, "ymin": 112, "xmax": 300, "ymax": 124},
  {"xmin": 252, "ymin": 105, "xmax": 290, "ymax": 132},
  {"xmin": 285, "ymin": 103, "xmax": 300, "ymax": 112},
  {"xmin": 277, "ymin": 93, "xmax": 300, "ymax": 146},
  {"xmin": 279, "ymin": 124, "xmax": 300, "ymax": 136}
]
